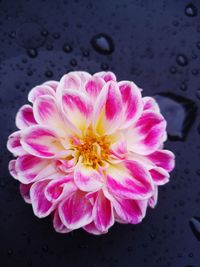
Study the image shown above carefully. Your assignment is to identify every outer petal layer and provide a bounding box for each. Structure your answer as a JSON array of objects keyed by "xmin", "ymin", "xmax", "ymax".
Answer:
[
  {"xmin": 106, "ymin": 160, "xmax": 154, "ymax": 200},
  {"xmin": 21, "ymin": 126, "xmax": 64, "ymax": 158},
  {"xmin": 59, "ymin": 191, "xmax": 93, "ymax": 230}
]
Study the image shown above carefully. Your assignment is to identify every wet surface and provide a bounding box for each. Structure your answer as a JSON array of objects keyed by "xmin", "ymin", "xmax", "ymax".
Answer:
[{"xmin": 0, "ymin": 0, "xmax": 200, "ymax": 266}]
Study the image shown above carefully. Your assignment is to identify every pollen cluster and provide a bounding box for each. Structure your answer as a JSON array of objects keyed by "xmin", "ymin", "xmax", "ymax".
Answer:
[{"xmin": 73, "ymin": 131, "xmax": 110, "ymax": 168}]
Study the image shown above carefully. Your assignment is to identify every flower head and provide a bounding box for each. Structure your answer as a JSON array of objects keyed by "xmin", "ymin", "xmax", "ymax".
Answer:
[{"xmin": 7, "ymin": 71, "xmax": 175, "ymax": 234}]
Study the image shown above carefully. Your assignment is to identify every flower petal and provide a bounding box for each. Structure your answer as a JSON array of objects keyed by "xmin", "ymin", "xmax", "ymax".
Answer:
[
  {"xmin": 85, "ymin": 77, "xmax": 105, "ymax": 100},
  {"xmin": 83, "ymin": 221, "xmax": 105, "ymax": 235},
  {"xmin": 149, "ymin": 167, "xmax": 169, "ymax": 185},
  {"xmin": 71, "ymin": 71, "xmax": 91, "ymax": 84},
  {"xmin": 106, "ymin": 160, "xmax": 154, "ymax": 200},
  {"xmin": 74, "ymin": 164, "xmax": 103, "ymax": 192},
  {"xmin": 59, "ymin": 191, "xmax": 93, "ymax": 230},
  {"xmin": 126, "ymin": 111, "xmax": 167, "ymax": 155},
  {"xmin": 147, "ymin": 150, "xmax": 175, "ymax": 172},
  {"xmin": 93, "ymin": 190, "xmax": 114, "ymax": 232},
  {"xmin": 56, "ymin": 72, "xmax": 82, "ymax": 101},
  {"xmin": 148, "ymin": 186, "xmax": 158, "ymax": 208},
  {"xmin": 16, "ymin": 105, "xmax": 37, "ymax": 130},
  {"xmin": 118, "ymin": 81, "xmax": 143, "ymax": 129},
  {"xmin": 28, "ymin": 85, "xmax": 56, "ymax": 103},
  {"xmin": 21, "ymin": 125, "xmax": 64, "ymax": 158},
  {"xmin": 33, "ymin": 95, "xmax": 67, "ymax": 135},
  {"xmin": 15, "ymin": 155, "xmax": 50, "ymax": 184},
  {"xmin": 45, "ymin": 176, "xmax": 77, "ymax": 202},
  {"xmin": 61, "ymin": 89, "xmax": 93, "ymax": 132},
  {"xmin": 143, "ymin": 96, "xmax": 160, "ymax": 113},
  {"xmin": 110, "ymin": 135, "xmax": 127, "ymax": 159},
  {"xmin": 43, "ymin": 80, "xmax": 59, "ymax": 91},
  {"xmin": 30, "ymin": 179, "xmax": 55, "ymax": 218},
  {"xmin": 53, "ymin": 210, "xmax": 72, "ymax": 233},
  {"xmin": 20, "ymin": 183, "xmax": 32, "ymax": 204},
  {"xmin": 112, "ymin": 196, "xmax": 147, "ymax": 224},
  {"xmin": 7, "ymin": 131, "xmax": 26, "ymax": 156},
  {"xmin": 93, "ymin": 81, "xmax": 123, "ymax": 135},
  {"xmin": 8, "ymin": 160, "xmax": 18, "ymax": 179},
  {"xmin": 94, "ymin": 71, "xmax": 116, "ymax": 82}
]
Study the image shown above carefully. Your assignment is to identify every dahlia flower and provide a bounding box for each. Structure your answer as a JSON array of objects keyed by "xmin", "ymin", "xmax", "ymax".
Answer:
[{"xmin": 7, "ymin": 71, "xmax": 175, "ymax": 234}]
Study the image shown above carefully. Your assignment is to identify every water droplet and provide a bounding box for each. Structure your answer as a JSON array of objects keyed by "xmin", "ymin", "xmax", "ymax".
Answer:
[
  {"xmin": 16, "ymin": 22, "xmax": 47, "ymax": 49},
  {"xmin": 196, "ymin": 89, "xmax": 200, "ymax": 99},
  {"xmin": 52, "ymin": 32, "xmax": 60, "ymax": 39},
  {"xmin": 45, "ymin": 70, "xmax": 53, "ymax": 78},
  {"xmin": 154, "ymin": 93, "xmax": 197, "ymax": 141},
  {"xmin": 26, "ymin": 48, "xmax": 38, "ymax": 58},
  {"xmin": 101, "ymin": 62, "xmax": 109, "ymax": 70},
  {"xmin": 192, "ymin": 68, "xmax": 198, "ymax": 75},
  {"xmin": 90, "ymin": 33, "xmax": 114, "ymax": 55},
  {"xmin": 46, "ymin": 44, "xmax": 53, "ymax": 51},
  {"xmin": 189, "ymin": 217, "xmax": 200, "ymax": 241},
  {"xmin": 0, "ymin": 179, "xmax": 5, "ymax": 188},
  {"xmin": 196, "ymin": 169, "xmax": 200, "ymax": 176},
  {"xmin": 7, "ymin": 249, "xmax": 13, "ymax": 256},
  {"xmin": 82, "ymin": 48, "xmax": 90, "ymax": 57},
  {"xmin": 70, "ymin": 58, "xmax": 77, "ymax": 67},
  {"xmin": 42, "ymin": 244, "xmax": 48, "ymax": 252},
  {"xmin": 9, "ymin": 31, "xmax": 16, "ymax": 39},
  {"xmin": 180, "ymin": 82, "xmax": 187, "ymax": 91},
  {"xmin": 63, "ymin": 43, "xmax": 72, "ymax": 53},
  {"xmin": 185, "ymin": 3, "xmax": 198, "ymax": 17},
  {"xmin": 169, "ymin": 66, "xmax": 177, "ymax": 74},
  {"xmin": 41, "ymin": 30, "xmax": 49, "ymax": 37},
  {"xmin": 196, "ymin": 41, "xmax": 200, "ymax": 49},
  {"xmin": 176, "ymin": 54, "xmax": 188, "ymax": 66}
]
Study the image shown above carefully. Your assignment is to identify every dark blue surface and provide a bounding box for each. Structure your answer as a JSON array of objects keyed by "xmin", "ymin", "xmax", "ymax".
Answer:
[{"xmin": 0, "ymin": 0, "xmax": 200, "ymax": 266}]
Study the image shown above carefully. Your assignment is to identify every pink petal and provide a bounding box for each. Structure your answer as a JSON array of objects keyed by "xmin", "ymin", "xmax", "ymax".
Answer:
[
  {"xmin": 71, "ymin": 71, "xmax": 91, "ymax": 84},
  {"xmin": 61, "ymin": 89, "xmax": 93, "ymax": 132},
  {"xmin": 93, "ymin": 81, "xmax": 123, "ymax": 135},
  {"xmin": 118, "ymin": 81, "xmax": 143, "ymax": 129},
  {"xmin": 15, "ymin": 155, "xmax": 50, "ymax": 184},
  {"xmin": 28, "ymin": 85, "xmax": 56, "ymax": 103},
  {"xmin": 20, "ymin": 183, "xmax": 32, "ymax": 204},
  {"xmin": 147, "ymin": 150, "xmax": 175, "ymax": 172},
  {"xmin": 74, "ymin": 164, "xmax": 103, "ymax": 192},
  {"xmin": 112, "ymin": 197, "xmax": 147, "ymax": 224},
  {"xmin": 83, "ymin": 221, "xmax": 105, "ymax": 235},
  {"xmin": 33, "ymin": 95, "xmax": 66, "ymax": 133},
  {"xmin": 59, "ymin": 191, "xmax": 93, "ymax": 230},
  {"xmin": 148, "ymin": 186, "xmax": 158, "ymax": 208},
  {"xmin": 7, "ymin": 131, "xmax": 26, "ymax": 156},
  {"xmin": 93, "ymin": 190, "xmax": 114, "ymax": 232},
  {"xmin": 21, "ymin": 125, "xmax": 63, "ymax": 158},
  {"xmin": 8, "ymin": 160, "xmax": 18, "ymax": 179},
  {"xmin": 56, "ymin": 157, "xmax": 77, "ymax": 173},
  {"xmin": 16, "ymin": 105, "xmax": 37, "ymax": 130},
  {"xmin": 126, "ymin": 111, "xmax": 167, "ymax": 155},
  {"xmin": 56, "ymin": 73, "xmax": 82, "ymax": 101},
  {"xmin": 106, "ymin": 160, "xmax": 154, "ymax": 200},
  {"xmin": 45, "ymin": 176, "xmax": 76, "ymax": 202},
  {"xmin": 85, "ymin": 77, "xmax": 105, "ymax": 100},
  {"xmin": 94, "ymin": 71, "xmax": 117, "ymax": 82},
  {"xmin": 143, "ymin": 97, "xmax": 160, "ymax": 113},
  {"xmin": 30, "ymin": 179, "xmax": 55, "ymax": 218},
  {"xmin": 110, "ymin": 135, "xmax": 127, "ymax": 159},
  {"xmin": 43, "ymin": 80, "xmax": 59, "ymax": 91},
  {"xmin": 53, "ymin": 210, "xmax": 72, "ymax": 233},
  {"xmin": 149, "ymin": 167, "xmax": 169, "ymax": 185}
]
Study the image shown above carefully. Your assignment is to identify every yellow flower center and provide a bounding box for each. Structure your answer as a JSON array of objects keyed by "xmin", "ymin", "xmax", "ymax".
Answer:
[{"xmin": 72, "ymin": 130, "xmax": 111, "ymax": 168}]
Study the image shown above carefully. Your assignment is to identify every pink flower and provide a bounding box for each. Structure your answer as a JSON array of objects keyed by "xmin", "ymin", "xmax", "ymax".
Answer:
[{"xmin": 7, "ymin": 71, "xmax": 175, "ymax": 235}]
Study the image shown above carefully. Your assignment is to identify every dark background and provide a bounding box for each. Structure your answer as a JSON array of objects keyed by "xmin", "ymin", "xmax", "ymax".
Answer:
[{"xmin": 0, "ymin": 0, "xmax": 200, "ymax": 266}]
